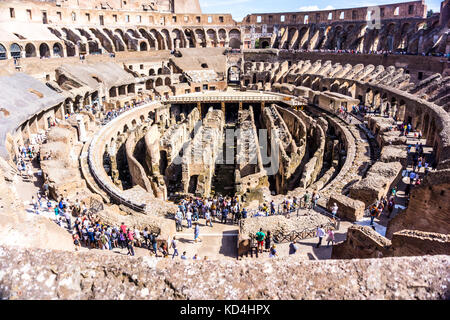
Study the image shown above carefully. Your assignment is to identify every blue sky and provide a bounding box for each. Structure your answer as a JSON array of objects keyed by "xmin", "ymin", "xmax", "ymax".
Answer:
[{"xmin": 198, "ymin": 0, "xmax": 442, "ymax": 22}]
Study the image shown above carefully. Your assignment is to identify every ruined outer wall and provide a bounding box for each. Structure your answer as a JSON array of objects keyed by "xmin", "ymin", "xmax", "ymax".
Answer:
[
  {"xmin": 332, "ymin": 226, "xmax": 450, "ymax": 260},
  {"xmin": 0, "ymin": 245, "xmax": 448, "ymax": 299},
  {"xmin": 241, "ymin": 1, "xmax": 426, "ymax": 24},
  {"xmin": 391, "ymin": 230, "xmax": 450, "ymax": 257},
  {"xmin": 174, "ymin": 0, "xmax": 201, "ymax": 14},
  {"xmin": 332, "ymin": 225, "xmax": 393, "ymax": 259},
  {"xmin": 386, "ymin": 169, "xmax": 450, "ymax": 238}
]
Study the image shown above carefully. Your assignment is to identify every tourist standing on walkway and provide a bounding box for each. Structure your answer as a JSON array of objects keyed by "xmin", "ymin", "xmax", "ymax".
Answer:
[
  {"xmin": 73, "ymin": 232, "xmax": 81, "ymax": 251},
  {"xmin": 303, "ymin": 191, "xmax": 310, "ymax": 209},
  {"xmin": 256, "ymin": 228, "xmax": 265, "ymax": 254},
  {"xmin": 170, "ymin": 236, "xmax": 179, "ymax": 259},
  {"xmin": 264, "ymin": 231, "xmax": 272, "ymax": 252},
  {"xmin": 175, "ymin": 209, "xmax": 183, "ymax": 231},
  {"xmin": 126, "ymin": 229, "xmax": 135, "ymax": 256},
  {"xmin": 64, "ymin": 209, "xmax": 72, "ymax": 231},
  {"xmin": 369, "ymin": 204, "xmax": 379, "ymax": 225},
  {"xmin": 331, "ymin": 203, "xmax": 338, "ymax": 219},
  {"xmin": 221, "ymin": 207, "xmax": 228, "ymax": 224},
  {"xmin": 149, "ymin": 233, "xmax": 158, "ymax": 256},
  {"xmin": 270, "ymin": 200, "xmax": 276, "ymax": 215},
  {"xmin": 387, "ymin": 197, "xmax": 395, "ymax": 218},
  {"xmin": 186, "ymin": 209, "xmax": 192, "ymax": 228},
  {"xmin": 316, "ymin": 225, "xmax": 325, "ymax": 248},
  {"xmin": 326, "ymin": 229, "xmax": 335, "ymax": 247},
  {"xmin": 205, "ymin": 209, "xmax": 213, "ymax": 227},
  {"xmin": 194, "ymin": 223, "xmax": 201, "ymax": 243},
  {"xmin": 312, "ymin": 192, "xmax": 319, "ymax": 210}
]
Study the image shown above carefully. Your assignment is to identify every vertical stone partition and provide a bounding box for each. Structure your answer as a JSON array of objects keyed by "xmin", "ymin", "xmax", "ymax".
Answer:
[{"xmin": 181, "ymin": 108, "xmax": 224, "ymax": 196}]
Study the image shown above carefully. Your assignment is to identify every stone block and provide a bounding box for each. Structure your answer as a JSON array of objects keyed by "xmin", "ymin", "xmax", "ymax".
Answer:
[{"xmin": 327, "ymin": 194, "xmax": 365, "ymax": 222}]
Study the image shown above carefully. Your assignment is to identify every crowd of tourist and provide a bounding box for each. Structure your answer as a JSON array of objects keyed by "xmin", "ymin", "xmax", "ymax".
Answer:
[{"xmin": 173, "ymin": 190, "xmax": 326, "ymax": 232}]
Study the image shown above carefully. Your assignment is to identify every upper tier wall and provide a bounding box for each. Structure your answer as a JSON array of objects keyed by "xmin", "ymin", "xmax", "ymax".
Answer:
[
  {"xmin": 0, "ymin": 1, "xmax": 231, "ymax": 26},
  {"xmin": 241, "ymin": 1, "xmax": 427, "ymax": 24}
]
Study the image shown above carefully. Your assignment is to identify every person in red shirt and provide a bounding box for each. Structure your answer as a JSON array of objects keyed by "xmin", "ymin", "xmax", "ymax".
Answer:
[
  {"xmin": 126, "ymin": 228, "xmax": 135, "ymax": 256},
  {"xmin": 120, "ymin": 222, "xmax": 127, "ymax": 234}
]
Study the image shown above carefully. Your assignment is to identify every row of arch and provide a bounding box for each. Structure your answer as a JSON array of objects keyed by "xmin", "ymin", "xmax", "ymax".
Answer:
[
  {"xmin": 45, "ymin": 26, "xmax": 242, "ymax": 58},
  {"xmin": 244, "ymin": 64, "xmax": 442, "ymax": 154},
  {"xmin": 256, "ymin": 19, "xmax": 441, "ymax": 54},
  {"xmin": 0, "ymin": 42, "xmax": 64, "ymax": 59}
]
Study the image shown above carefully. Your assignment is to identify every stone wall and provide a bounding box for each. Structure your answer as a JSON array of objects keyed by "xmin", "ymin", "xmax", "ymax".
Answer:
[
  {"xmin": 332, "ymin": 225, "xmax": 450, "ymax": 260},
  {"xmin": 391, "ymin": 230, "xmax": 450, "ymax": 257},
  {"xmin": 327, "ymin": 194, "xmax": 365, "ymax": 222},
  {"xmin": 0, "ymin": 245, "xmax": 448, "ymax": 299},
  {"xmin": 349, "ymin": 161, "xmax": 403, "ymax": 207},
  {"xmin": 386, "ymin": 169, "xmax": 450, "ymax": 238},
  {"xmin": 332, "ymin": 225, "xmax": 393, "ymax": 259}
]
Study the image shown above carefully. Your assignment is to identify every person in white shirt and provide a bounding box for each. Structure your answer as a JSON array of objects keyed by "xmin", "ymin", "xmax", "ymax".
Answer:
[
  {"xmin": 331, "ymin": 203, "xmax": 338, "ymax": 218},
  {"xmin": 171, "ymin": 236, "xmax": 179, "ymax": 259},
  {"xmin": 316, "ymin": 225, "xmax": 325, "ymax": 248},
  {"xmin": 134, "ymin": 228, "xmax": 141, "ymax": 247},
  {"xmin": 186, "ymin": 210, "xmax": 192, "ymax": 228}
]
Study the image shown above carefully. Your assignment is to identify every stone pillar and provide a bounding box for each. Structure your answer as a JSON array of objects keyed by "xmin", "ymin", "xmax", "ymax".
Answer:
[
  {"xmin": 74, "ymin": 100, "xmax": 82, "ymax": 113},
  {"xmin": 197, "ymin": 102, "xmax": 202, "ymax": 115},
  {"xmin": 261, "ymin": 101, "xmax": 265, "ymax": 109},
  {"xmin": 57, "ymin": 104, "xmax": 65, "ymax": 120},
  {"xmin": 221, "ymin": 101, "xmax": 225, "ymax": 115},
  {"xmin": 76, "ymin": 115, "xmax": 87, "ymax": 142},
  {"xmin": 66, "ymin": 100, "xmax": 74, "ymax": 114},
  {"xmin": 239, "ymin": 101, "xmax": 243, "ymax": 111}
]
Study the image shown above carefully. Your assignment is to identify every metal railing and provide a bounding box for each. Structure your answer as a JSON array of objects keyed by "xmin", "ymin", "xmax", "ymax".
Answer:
[
  {"xmin": 86, "ymin": 101, "xmax": 161, "ymax": 213},
  {"xmin": 161, "ymin": 95, "xmax": 282, "ymax": 103},
  {"xmin": 246, "ymin": 203, "xmax": 340, "ymax": 230}
]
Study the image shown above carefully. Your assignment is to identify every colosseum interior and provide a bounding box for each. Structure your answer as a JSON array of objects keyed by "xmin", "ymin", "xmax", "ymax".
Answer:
[{"xmin": 0, "ymin": 0, "xmax": 449, "ymax": 300}]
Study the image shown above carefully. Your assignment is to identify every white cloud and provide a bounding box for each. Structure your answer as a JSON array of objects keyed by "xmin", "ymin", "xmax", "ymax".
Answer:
[{"xmin": 298, "ymin": 5, "xmax": 334, "ymax": 11}]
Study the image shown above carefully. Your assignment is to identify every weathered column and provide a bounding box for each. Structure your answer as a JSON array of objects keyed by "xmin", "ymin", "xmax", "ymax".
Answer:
[
  {"xmin": 57, "ymin": 104, "xmax": 65, "ymax": 120},
  {"xmin": 197, "ymin": 101, "xmax": 202, "ymax": 114},
  {"xmin": 76, "ymin": 115, "xmax": 87, "ymax": 142},
  {"xmin": 221, "ymin": 101, "xmax": 225, "ymax": 115},
  {"xmin": 239, "ymin": 101, "xmax": 243, "ymax": 111},
  {"xmin": 66, "ymin": 100, "xmax": 74, "ymax": 114}
]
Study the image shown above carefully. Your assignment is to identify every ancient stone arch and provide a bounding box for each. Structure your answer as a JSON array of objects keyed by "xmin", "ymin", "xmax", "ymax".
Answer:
[
  {"xmin": 206, "ymin": 29, "xmax": 218, "ymax": 47},
  {"xmin": 146, "ymin": 79, "xmax": 154, "ymax": 90},
  {"xmin": 194, "ymin": 28, "xmax": 206, "ymax": 47},
  {"xmin": 139, "ymin": 28, "xmax": 156, "ymax": 49},
  {"xmin": 139, "ymin": 41, "xmax": 148, "ymax": 51},
  {"xmin": 160, "ymin": 29, "xmax": 172, "ymax": 50},
  {"xmin": 24, "ymin": 43, "xmax": 36, "ymax": 58},
  {"xmin": 39, "ymin": 43, "xmax": 51, "ymax": 58},
  {"xmin": 10, "ymin": 43, "xmax": 21, "ymax": 59},
  {"xmin": 0, "ymin": 43, "xmax": 6, "ymax": 60},
  {"xmin": 53, "ymin": 43, "xmax": 64, "ymax": 57},
  {"xmin": 150, "ymin": 29, "xmax": 165, "ymax": 50}
]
